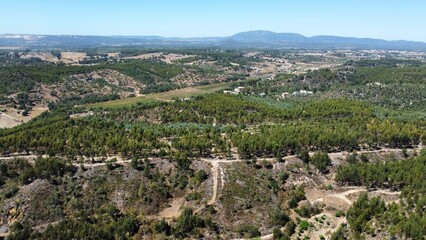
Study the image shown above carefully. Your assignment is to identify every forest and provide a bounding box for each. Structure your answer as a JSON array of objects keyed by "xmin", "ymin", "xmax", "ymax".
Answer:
[
  {"xmin": 0, "ymin": 94, "xmax": 424, "ymax": 159},
  {"xmin": 336, "ymin": 152, "xmax": 426, "ymax": 239}
]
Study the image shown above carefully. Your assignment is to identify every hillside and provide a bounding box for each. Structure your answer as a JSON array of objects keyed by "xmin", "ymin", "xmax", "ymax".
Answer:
[{"xmin": 0, "ymin": 52, "xmax": 425, "ymax": 239}]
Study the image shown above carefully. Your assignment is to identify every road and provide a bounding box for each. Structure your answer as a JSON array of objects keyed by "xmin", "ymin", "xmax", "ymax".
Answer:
[{"xmin": 207, "ymin": 161, "xmax": 220, "ymax": 205}]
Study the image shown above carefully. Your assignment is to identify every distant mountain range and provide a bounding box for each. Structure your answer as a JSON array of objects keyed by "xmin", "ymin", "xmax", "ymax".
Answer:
[{"xmin": 1, "ymin": 30, "xmax": 426, "ymax": 50}]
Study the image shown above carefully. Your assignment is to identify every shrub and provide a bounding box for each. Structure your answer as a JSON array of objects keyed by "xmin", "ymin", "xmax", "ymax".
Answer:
[
  {"xmin": 295, "ymin": 205, "xmax": 321, "ymax": 218},
  {"xmin": 299, "ymin": 220, "xmax": 310, "ymax": 231},
  {"xmin": 299, "ymin": 150, "xmax": 310, "ymax": 164},
  {"xmin": 237, "ymin": 224, "xmax": 260, "ymax": 238},
  {"xmin": 335, "ymin": 210, "xmax": 346, "ymax": 217},
  {"xmin": 279, "ymin": 171, "xmax": 289, "ymax": 184}
]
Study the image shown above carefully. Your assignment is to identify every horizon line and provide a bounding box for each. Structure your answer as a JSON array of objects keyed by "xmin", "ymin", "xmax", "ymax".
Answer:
[{"xmin": 1, "ymin": 30, "xmax": 425, "ymax": 43}]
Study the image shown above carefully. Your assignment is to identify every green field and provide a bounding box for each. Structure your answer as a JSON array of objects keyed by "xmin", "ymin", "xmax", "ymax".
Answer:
[{"xmin": 86, "ymin": 81, "xmax": 236, "ymax": 108}]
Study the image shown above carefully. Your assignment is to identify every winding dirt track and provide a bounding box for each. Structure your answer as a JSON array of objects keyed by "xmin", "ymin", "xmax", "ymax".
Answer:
[
  {"xmin": 0, "ymin": 147, "xmax": 421, "ymax": 211},
  {"xmin": 1, "ymin": 146, "xmax": 421, "ymax": 166},
  {"xmin": 250, "ymin": 187, "xmax": 402, "ymax": 240}
]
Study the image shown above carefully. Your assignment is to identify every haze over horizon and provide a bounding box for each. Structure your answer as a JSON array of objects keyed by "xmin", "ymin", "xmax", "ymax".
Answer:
[{"xmin": 1, "ymin": 0, "xmax": 426, "ymax": 42}]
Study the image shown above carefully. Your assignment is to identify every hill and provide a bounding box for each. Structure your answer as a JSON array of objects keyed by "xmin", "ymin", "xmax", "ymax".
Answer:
[{"xmin": 0, "ymin": 51, "xmax": 425, "ymax": 239}]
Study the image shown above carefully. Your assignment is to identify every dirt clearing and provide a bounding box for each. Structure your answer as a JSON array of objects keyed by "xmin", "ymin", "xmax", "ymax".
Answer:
[{"xmin": 0, "ymin": 105, "xmax": 48, "ymax": 128}]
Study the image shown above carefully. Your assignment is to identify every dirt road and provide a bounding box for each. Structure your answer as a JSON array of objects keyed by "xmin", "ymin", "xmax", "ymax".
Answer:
[{"xmin": 207, "ymin": 161, "xmax": 220, "ymax": 205}]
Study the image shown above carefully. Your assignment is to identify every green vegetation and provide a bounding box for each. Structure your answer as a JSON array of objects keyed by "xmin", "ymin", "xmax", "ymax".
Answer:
[
  {"xmin": 310, "ymin": 151, "xmax": 331, "ymax": 172},
  {"xmin": 174, "ymin": 208, "xmax": 213, "ymax": 238},
  {"xmin": 86, "ymin": 81, "xmax": 235, "ymax": 108},
  {"xmin": 295, "ymin": 205, "xmax": 321, "ymax": 218},
  {"xmin": 335, "ymin": 62, "xmax": 426, "ymax": 111},
  {"xmin": 336, "ymin": 152, "xmax": 426, "ymax": 239},
  {"xmin": 1, "ymin": 54, "xmax": 426, "ymax": 239},
  {"xmin": 1, "ymin": 155, "xmax": 217, "ymax": 239},
  {"xmin": 1, "ymin": 94, "xmax": 424, "ymax": 160},
  {"xmin": 330, "ymin": 224, "xmax": 348, "ymax": 240},
  {"xmin": 237, "ymin": 224, "xmax": 261, "ymax": 238},
  {"xmin": 287, "ymin": 187, "xmax": 306, "ymax": 209}
]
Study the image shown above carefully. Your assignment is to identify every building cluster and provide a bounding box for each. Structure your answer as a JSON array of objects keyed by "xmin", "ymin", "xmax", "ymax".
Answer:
[
  {"xmin": 223, "ymin": 87, "xmax": 245, "ymax": 95},
  {"xmin": 282, "ymin": 90, "xmax": 314, "ymax": 98}
]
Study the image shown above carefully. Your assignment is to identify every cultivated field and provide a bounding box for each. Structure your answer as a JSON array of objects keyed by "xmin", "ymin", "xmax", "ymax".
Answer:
[{"xmin": 86, "ymin": 81, "xmax": 235, "ymax": 108}]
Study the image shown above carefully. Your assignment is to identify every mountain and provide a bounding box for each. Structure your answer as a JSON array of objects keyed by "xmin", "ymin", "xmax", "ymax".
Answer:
[
  {"xmin": 229, "ymin": 31, "xmax": 426, "ymax": 50},
  {"xmin": 1, "ymin": 31, "xmax": 426, "ymax": 50}
]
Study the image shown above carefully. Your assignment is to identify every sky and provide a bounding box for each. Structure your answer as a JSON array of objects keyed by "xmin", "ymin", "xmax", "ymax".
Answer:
[{"xmin": 1, "ymin": 0, "xmax": 425, "ymax": 42}]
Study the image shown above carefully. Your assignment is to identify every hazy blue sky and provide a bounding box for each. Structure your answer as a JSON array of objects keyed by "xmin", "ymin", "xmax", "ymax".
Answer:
[{"xmin": 1, "ymin": 0, "xmax": 425, "ymax": 41}]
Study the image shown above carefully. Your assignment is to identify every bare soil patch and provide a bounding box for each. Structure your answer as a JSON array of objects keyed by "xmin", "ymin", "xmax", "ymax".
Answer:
[
  {"xmin": 0, "ymin": 105, "xmax": 48, "ymax": 128},
  {"xmin": 20, "ymin": 52, "xmax": 61, "ymax": 63},
  {"xmin": 158, "ymin": 197, "xmax": 185, "ymax": 219},
  {"xmin": 60, "ymin": 52, "xmax": 87, "ymax": 64}
]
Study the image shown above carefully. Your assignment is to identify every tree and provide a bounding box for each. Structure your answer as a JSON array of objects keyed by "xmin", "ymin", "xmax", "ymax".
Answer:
[
  {"xmin": 130, "ymin": 157, "xmax": 139, "ymax": 169},
  {"xmin": 347, "ymin": 193, "xmax": 386, "ymax": 235},
  {"xmin": 175, "ymin": 208, "xmax": 204, "ymax": 236},
  {"xmin": 279, "ymin": 171, "xmax": 289, "ymax": 184},
  {"xmin": 269, "ymin": 207, "xmax": 289, "ymax": 226},
  {"xmin": 330, "ymin": 224, "xmax": 347, "ymax": 240},
  {"xmin": 311, "ymin": 151, "xmax": 331, "ymax": 172},
  {"xmin": 299, "ymin": 150, "xmax": 310, "ymax": 164},
  {"xmin": 154, "ymin": 219, "xmax": 171, "ymax": 235},
  {"xmin": 8, "ymin": 221, "xmax": 31, "ymax": 240}
]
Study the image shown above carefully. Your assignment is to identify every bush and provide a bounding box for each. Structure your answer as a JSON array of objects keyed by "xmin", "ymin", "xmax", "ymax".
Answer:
[
  {"xmin": 154, "ymin": 219, "xmax": 171, "ymax": 235},
  {"xmin": 402, "ymin": 148, "xmax": 409, "ymax": 158},
  {"xmin": 330, "ymin": 224, "xmax": 347, "ymax": 240},
  {"xmin": 288, "ymin": 197, "xmax": 298, "ymax": 209},
  {"xmin": 193, "ymin": 170, "xmax": 207, "ymax": 185},
  {"xmin": 295, "ymin": 205, "xmax": 321, "ymax": 218},
  {"xmin": 276, "ymin": 151, "xmax": 283, "ymax": 162},
  {"xmin": 279, "ymin": 171, "xmax": 289, "ymax": 184},
  {"xmin": 175, "ymin": 208, "xmax": 205, "ymax": 237},
  {"xmin": 8, "ymin": 221, "xmax": 31, "ymax": 240},
  {"xmin": 185, "ymin": 192, "xmax": 201, "ymax": 201},
  {"xmin": 285, "ymin": 221, "xmax": 296, "ymax": 236},
  {"xmin": 288, "ymin": 187, "xmax": 306, "ymax": 209},
  {"xmin": 335, "ymin": 210, "xmax": 346, "ymax": 217}
]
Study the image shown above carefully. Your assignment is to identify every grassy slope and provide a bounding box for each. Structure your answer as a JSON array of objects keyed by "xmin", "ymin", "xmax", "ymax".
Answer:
[{"xmin": 85, "ymin": 81, "xmax": 235, "ymax": 108}]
